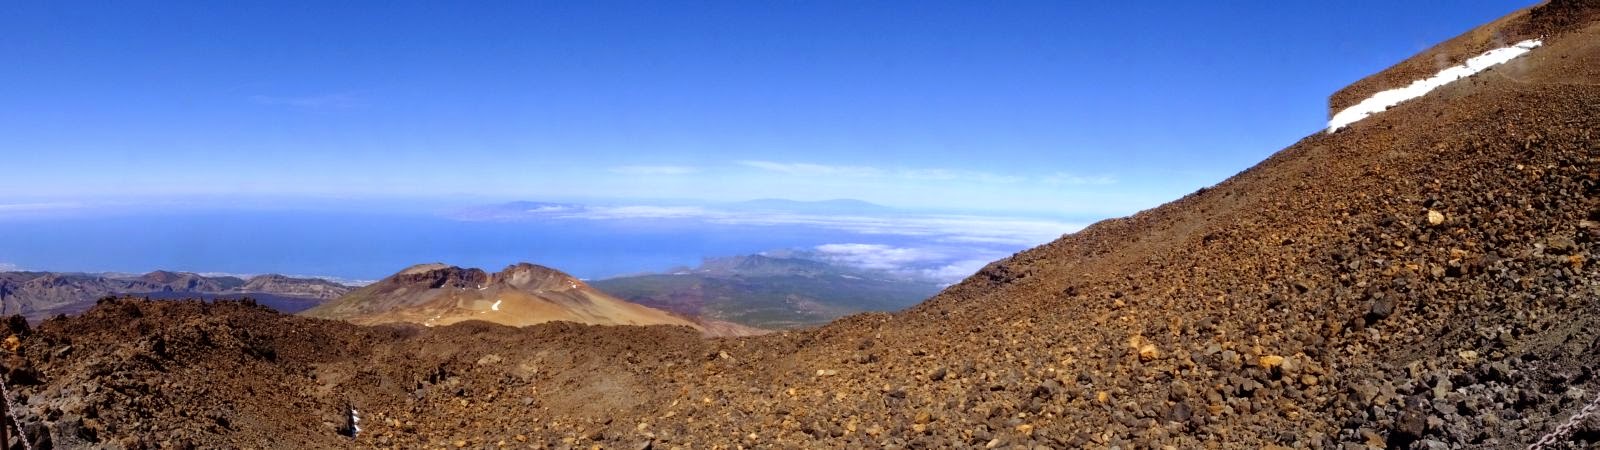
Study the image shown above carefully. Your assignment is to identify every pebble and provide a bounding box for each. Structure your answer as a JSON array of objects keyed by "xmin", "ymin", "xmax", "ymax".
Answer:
[
  {"xmin": 1426, "ymin": 210, "xmax": 1445, "ymax": 226},
  {"xmin": 1258, "ymin": 355, "xmax": 1285, "ymax": 369}
]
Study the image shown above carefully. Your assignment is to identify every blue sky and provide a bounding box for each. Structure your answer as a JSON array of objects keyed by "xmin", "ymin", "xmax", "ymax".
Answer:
[{"xmin": 1, "ymin": 1, "xmax": 1530, "ymax": 216}]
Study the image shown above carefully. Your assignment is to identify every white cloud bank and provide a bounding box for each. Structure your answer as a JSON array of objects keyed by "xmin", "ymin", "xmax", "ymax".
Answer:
[
  {"xmin": 458, "ymin": 202, "xmax": 1081, "ymax": 283},
  {"xmin": 810, "ymin": 243, "xmax": 1002, "ymax": 284},
  {"xmin": 1329, "ymin": 39, "xmax": 1541, "ymax": 132},
  {"xmin": 813, "ymin": 243, "xmax": 948, "ymax": 271}
]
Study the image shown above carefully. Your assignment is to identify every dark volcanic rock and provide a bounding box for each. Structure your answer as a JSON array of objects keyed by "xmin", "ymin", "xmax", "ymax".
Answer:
[
  {"xmin": 0, "ymin": 270, "xmax": 354, "ymax": 320},
  {"xmin": 6, "ymin": 2, "xmax": 1600, "ymax": 448}
]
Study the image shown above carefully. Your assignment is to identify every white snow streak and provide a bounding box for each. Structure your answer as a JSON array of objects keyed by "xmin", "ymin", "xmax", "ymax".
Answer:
[
  {"xmin": 1329, "ymin": 39, "xmax": 1541, "ymax": 132},
  {"xmin": 350, "ymin": 408, "xmax": 361, "ymax": 436}
]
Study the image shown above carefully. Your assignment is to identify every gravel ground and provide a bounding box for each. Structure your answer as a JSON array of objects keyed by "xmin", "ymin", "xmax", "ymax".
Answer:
[{"xmin": 4, "ymin": 2, "xmax": 1600, "ymax": 449}]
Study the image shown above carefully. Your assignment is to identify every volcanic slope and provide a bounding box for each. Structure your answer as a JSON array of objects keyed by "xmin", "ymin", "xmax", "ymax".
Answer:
[
  {"xmin": 301, "ymin": 263, "xmax": 708, "ymax": 331},
  {"xmin": 0, "ymin": 270, "xmax": 351, "ymax": 319},
  {"xmin": 7, "ymin": 1, "xmax": 1600, "ymax": 449}
]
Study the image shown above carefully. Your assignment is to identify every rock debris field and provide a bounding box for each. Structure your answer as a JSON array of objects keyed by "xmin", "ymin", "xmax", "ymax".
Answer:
[{"xmin": 5, "ymin": 1, "xmax": 1600, "ymax": 449}]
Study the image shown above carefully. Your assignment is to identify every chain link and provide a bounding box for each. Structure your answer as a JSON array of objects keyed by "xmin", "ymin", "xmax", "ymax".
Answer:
[
  {"xmin": 0, "ymin": 374, "xmax": 34, "ymax": 450},
  {"xmin": 1529, "ymin": 389, "xmax": 1600, "ymax": 449}
]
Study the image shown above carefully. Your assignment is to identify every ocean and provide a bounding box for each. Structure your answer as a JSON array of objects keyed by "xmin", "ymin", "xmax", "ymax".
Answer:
[{"xmin": 0, "ymin": 209, "xmax": 1020, "ymax": 283}]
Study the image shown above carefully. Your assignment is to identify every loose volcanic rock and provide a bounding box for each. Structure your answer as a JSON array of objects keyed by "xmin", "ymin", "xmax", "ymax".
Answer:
[{"xmin": 6, "ymin": 2, "xmax": 1600, "ymax": 448}]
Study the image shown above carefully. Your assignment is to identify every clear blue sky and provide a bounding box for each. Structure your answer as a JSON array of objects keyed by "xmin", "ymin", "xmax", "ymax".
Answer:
[{"xmin": 0, "ymin": 1, "xmax": 1530, "ymax": 216}]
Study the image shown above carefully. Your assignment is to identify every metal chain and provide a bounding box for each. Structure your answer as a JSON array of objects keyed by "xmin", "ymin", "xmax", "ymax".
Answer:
[
  {"xmin": 1529, "ymin": 388, "xmax": 1600, "ymax": 449},
  {"xmin": 0, "ymin": 374, "xmax": 34, "ymax": 450}
]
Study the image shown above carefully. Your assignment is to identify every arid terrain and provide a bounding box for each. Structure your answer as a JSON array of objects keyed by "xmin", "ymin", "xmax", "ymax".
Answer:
[
  {"xmin": 299, "ymin": 263, "xmax": 764, "ymax": 337},
  {"xmin": 0, "ymin": 270, "xmax": 352, "ymax": 319},
  {"xmin": 4, "ymin": 1, "xmax": 1600, "ymax": 449},
  {"xmin": 592, "ymin": 254, "xmax": 941, "ymax": 330}
]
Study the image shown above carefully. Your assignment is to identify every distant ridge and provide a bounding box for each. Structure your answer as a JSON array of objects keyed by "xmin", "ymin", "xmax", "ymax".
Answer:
[
  {"xmin": 0, "ymin": 270, "xmax": 353, "ymax": 319},
  {"xmin": 10, "ymin": 2, "xmax": 1600, "ymax": 447},
  {"xmin": 302, "ymin": 262, "xmax": 761, "ymax": 336},
  {"xmin": 592, "ymin": 253, "xmax": 940, "ymax": 329}
]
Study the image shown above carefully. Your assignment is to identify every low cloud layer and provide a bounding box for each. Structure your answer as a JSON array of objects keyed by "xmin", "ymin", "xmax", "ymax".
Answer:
[
  {"xmin": 813, "ymin": 243, "xmax": 948, "ymax": 271},
  {"xmin": 457, "ymin": 201, "xmax": 1069, "ymax": 284},
  {"xmin": 809, "ymin": 243, "xmax": 1002, "ymax": 284}
]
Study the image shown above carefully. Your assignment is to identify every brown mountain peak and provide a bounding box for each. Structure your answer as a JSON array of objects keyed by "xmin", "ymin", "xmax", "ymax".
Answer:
[
  {"xmin": 492, "ymin": 263, "xmax": 581, "ymax": 291},
  {"xmin": 387, "ymin": 265, "xmax": 488, "ymax": 290}
]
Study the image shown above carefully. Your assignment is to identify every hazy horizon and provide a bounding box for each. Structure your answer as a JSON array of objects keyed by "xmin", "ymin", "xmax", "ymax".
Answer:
[{"xmin": 0, "ymin": 197, "xmax": 1072, "ymax": 284}]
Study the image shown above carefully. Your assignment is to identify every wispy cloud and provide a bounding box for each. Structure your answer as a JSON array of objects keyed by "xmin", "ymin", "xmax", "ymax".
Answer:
[
  {"xmin": 0, "ymin": 202, "xmax": 88, "ymax": 220},
  {"xmin": 456, "ymin": 201, "xmax": 1072, "ymax": 283},
  {"xmin": 738, "ymin": 160, "xmax": 1105, "ymax": 186},
  {"xmin": 609, "ymin": 165, "xmax": 699, "ymax": 175},
  {"xmin": 0, "ymin": 202, "xmax": 82, "ymax": 212},
  {"xmin": 250, "ymin": 93, "xmax": 362, "ymax": 110},
  {"xmin": 1042, "ymin": 172, "xmax": 1117, "ymax": 185},
  {"xmin": 737, "ymin": 161, "xmax": 884, "ymax": 177},
  {"xmin": 460, "ymin": 203, "xmax": 1080, "ymax": 247},
  {"xmin": 898, "ymin": 168, "xmax": 1026, "ymax": 184},
  {"xmin": 0, "ymin": 262, "xmax": 19, "ymax": 272}
]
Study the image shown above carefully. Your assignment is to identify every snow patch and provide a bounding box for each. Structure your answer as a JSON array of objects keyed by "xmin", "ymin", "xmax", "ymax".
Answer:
[
  {"xmin": 351, "ymin": 408, "xmax": 361, "ymax": 435},
  {"xmin": 1329, "ymin": 39, "xmax": 1541, "ymax": 132}
]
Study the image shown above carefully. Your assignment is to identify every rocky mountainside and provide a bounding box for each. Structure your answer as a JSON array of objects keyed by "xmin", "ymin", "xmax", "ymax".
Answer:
[
  {"xmin": 299, "ymin": 263, "xmax": 754, "ymax": 335},
  {"xmin": 1328, "ymin": 0, "xmax": 1600, "ymax": 115},
  {"xmin": 593, "ymin": 254, "xmax": 941, "ymax": 329},
  {"xmin": 238, "ymin": 274, "xmax": 350, "ymax": 300},
  {"xmin": 0, "ymin": 270, "xmax": 353, "ymax": 319},
  {"xmin": 3, "ymin": 1, "xmax": 1600, "ymax": 449}
]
